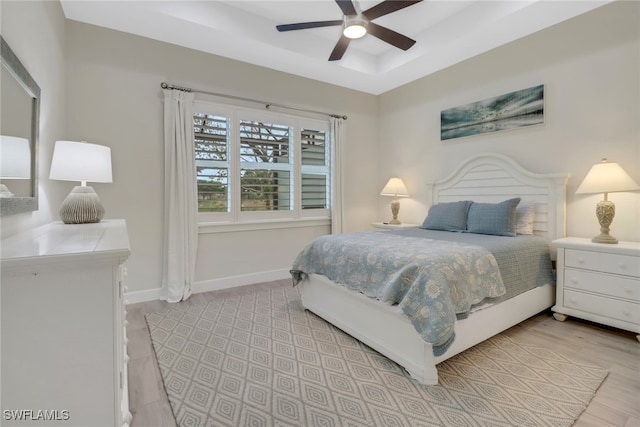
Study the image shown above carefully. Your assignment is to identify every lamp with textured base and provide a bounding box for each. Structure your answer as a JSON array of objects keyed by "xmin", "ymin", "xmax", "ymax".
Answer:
[
  {"xmin": 380, "ymin": 177, "xmax": 409, "ymax": 225},
  {"xmin": 49, "ymin": 141, "xmax": 112, "ymax": 224},
  {"xmin": 576, "ymin": 158, "xmax": 639, "ymax": 244}
]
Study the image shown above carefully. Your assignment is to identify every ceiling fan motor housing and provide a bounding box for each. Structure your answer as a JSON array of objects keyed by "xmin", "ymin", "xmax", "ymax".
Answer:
[{"xmin": 343, "ymin": 15, "xmax": 368, "ymax": 39}]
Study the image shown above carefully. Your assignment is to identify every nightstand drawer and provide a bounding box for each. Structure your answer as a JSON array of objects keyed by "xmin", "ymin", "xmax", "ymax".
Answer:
[
  {"xmin": 565, "ymin": 249, "xmax": 640, "ymax": 278},
  {"xmin": 564, "ymin": 289, "xmax": 640, "ymax": 325},
  {"xmin": 564, "ymin": 268, "xmax": 640, "ymax": 302},
  {"xmin": 601, "ymin": 253, "xmax": 640, "ymax": 278}
]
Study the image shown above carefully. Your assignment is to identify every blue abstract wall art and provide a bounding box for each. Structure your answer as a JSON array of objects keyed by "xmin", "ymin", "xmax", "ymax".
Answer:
[{"xmin": 441, "ymin": 85, "xmax": 544, "ymax": 141}]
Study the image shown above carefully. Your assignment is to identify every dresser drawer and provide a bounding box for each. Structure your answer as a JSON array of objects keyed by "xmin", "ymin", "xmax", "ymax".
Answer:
[
  {"xmin": 565, "ymin": 249, "xmax": 640, "ymax": 278},
  {"xmin": 564, "ymin": 268, "xmax": 640, "ymax": 302},
  {"xmin": 564, "ymin": 289, "xmax": 640, "ymax": 325}
]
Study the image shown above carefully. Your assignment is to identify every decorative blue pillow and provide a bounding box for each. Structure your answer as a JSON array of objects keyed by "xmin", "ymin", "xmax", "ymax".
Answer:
[
  {"xmin": 421, "ymin": 200, "xmax": 472, "ymax": 232},
  {"xmin": 465, "ymin": 198, "xmax": 521, "ymax": 237}
]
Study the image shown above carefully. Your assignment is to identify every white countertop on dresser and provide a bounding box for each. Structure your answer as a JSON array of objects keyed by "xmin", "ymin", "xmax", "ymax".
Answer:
[
  {"xmin": 1, "ymin": 219, "xmax": 130, "ymax": 269},
  {"xmin": 552, "ymin": 237, "xmax": 640, "ymax": 256}
]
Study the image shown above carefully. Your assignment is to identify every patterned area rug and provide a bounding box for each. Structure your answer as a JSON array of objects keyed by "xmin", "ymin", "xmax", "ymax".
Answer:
[{"xmin": 146, "ymin": 284, "xmax": 607, "ymax": 427}]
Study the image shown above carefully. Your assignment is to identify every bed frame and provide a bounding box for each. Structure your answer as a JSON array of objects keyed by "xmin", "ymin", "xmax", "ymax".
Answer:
[{"xmin": 299, "ymin": 153, "xmax": 569, "ymax": 385}]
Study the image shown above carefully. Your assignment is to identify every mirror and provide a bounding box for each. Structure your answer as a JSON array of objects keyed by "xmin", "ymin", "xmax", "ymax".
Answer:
[{"xmin": 0, "ymin": 35, "xmax": 40, "ymax": 215}]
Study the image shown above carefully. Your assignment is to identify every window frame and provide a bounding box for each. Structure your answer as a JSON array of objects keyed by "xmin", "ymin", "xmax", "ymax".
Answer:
[{"xmin": 193, "ymin": 101, "xmax": 331, "ymax": 225}]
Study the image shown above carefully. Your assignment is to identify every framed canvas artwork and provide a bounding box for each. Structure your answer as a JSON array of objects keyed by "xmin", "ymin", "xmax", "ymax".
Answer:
[{"xmin": 441, "ymin": 85, "xmax": 544, "ymax": 141}]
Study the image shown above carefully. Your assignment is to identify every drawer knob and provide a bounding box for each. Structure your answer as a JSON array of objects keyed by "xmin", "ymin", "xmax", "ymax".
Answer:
[
  {"xmin": 622, "ymin": 309, "xmax": 631, "ymax": 318},
  {"xmin": 618, "ymin": 262, "xmax": 627, "ymax": 271},
  {"xmin": 570, "ymin": 277, "xmax": 579, "ymax": 285},
  {"xmin": 577, "ymin": 257, "xmax": 585, "ymax": 264},
  {"xmin": 570, "ymin": 297, "xmax": 578, "ymax": 304}
]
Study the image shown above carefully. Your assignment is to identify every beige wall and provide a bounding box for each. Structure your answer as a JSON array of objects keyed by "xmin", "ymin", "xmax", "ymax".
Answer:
[
  {"xmin": 63, "ymin": 21, "xmax": 379, "ymax": 296},
  {"xmin": 377, "ymin": 1, "xmax": 640, "ymax": 242}
]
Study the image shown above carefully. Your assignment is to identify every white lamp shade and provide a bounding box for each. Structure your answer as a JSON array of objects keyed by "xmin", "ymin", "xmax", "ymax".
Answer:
[
  {"xmin": 49, "ymin": 140, "xmax": 113, "ymax": 183},
  {"xmin": 380, "ymin": 177, "xmax": 409, "ymax": 197},
  {"xmin": 576, "ymin": 159, "xmax": 639, "ymax": 195},
  {"xmin": 0, "ymin": 135, "xmax": 31, "ymax": 179}
]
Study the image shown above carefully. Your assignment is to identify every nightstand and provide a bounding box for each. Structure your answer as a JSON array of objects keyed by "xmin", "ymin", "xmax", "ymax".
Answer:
[
  {"xmin": 552, "ymin": 237, "xmax": 640, "ymax": 341},
  {"xmin": 372, "ymin": 222, "xmax": 419, "ymax": 229}
]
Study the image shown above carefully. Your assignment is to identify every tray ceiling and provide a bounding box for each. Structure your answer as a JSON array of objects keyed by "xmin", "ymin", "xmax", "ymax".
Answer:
[{"xmin": 60, "ymin": 0, "xmax": 611, "ymax": 95}]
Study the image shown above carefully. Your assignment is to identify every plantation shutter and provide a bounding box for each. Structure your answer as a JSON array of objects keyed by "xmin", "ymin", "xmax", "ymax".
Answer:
[
  {"xmin": 239, "ymin": 120, "xmax": 292, "ymax": 211},
  {"xmin": 301, "ymin": 128, "xmax": 329, "ymax": 210},
  {"xmin": 194, "ymin": 113, "xmax": 230, "ymax": 212}
]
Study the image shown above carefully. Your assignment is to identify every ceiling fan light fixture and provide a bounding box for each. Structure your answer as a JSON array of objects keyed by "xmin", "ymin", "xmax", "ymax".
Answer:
[{"xmin": 343, "ymin": 16, "xmax": 367, "ymax": 39}]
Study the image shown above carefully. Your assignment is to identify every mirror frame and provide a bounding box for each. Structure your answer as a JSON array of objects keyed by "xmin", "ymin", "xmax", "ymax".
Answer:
[{"xmin": 0, "ymin": 35, "xmax": 40, "ymax": 216}]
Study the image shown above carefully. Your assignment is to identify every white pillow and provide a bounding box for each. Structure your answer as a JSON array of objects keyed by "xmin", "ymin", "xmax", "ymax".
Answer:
[{"xmin": 516, "ymin": 203, "xmax": 535, "ymax": 235}]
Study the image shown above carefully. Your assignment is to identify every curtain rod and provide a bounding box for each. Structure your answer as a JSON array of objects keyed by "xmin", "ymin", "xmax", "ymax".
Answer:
[{"xmin": 160, "ymin": 82, "xmax": 347, "ymax": 120}]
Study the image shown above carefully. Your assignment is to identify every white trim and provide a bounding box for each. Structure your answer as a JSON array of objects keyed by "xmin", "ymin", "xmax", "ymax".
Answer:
[
  {"xmin": 198, "ymin": 217, "xmax": 330, "ymax": 234},
  {"xmin": 124, "ymin": 287, "xmax": 163, "ymax": 305},
  {"xmin": 192, "ymin": 268, "xmax": 291, "ymax": 294},
  {"xmin": 124, "ymin": 268, "xmax": 293, "ymax": 304}
]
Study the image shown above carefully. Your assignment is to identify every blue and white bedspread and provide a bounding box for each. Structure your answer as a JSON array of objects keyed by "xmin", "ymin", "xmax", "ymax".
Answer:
[{"xmin": 291, "ymin": 232, "xmax": 506, "ymax": 355}]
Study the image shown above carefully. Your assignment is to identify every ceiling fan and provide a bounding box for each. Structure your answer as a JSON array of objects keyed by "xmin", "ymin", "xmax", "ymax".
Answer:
[{"xmin": 276, "ymin": 0, "xmax": 423, "ymax": 61}]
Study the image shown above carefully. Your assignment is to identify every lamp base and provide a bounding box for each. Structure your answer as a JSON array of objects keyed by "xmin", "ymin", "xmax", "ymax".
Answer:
[
  {"xmin": 389, "ymin": 199, "xmax": 401, "ymax": 225},
  {"xmin": 59, "ymin": 186, "xmax": 105, "ymax": 224},
  {"xmin": 592, "ymin": 233, "xmax": 618, "ymax": 244},
  {"xmin": 592, "ymin": 199, "xmax": 617, "ymax": 244}
]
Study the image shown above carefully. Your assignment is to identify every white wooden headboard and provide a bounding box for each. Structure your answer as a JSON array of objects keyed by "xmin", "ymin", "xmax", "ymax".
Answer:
[{"xmin": 430, "ymin": 153, "xmax": 570, "ymax": 242}]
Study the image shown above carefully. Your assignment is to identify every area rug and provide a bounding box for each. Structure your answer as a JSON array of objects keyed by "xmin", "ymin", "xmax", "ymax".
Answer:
[{"xmin": 146, "ymin": 284, "xmax": 608, "ymax": 427}]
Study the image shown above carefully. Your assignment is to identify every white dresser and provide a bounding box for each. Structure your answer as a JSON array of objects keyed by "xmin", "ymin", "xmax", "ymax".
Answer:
[
  {"xmin": 1, "ymin": 220, "xmax": 132, "ymax": 426},
  {"xmin": 552, "ymin": 237, "xmax": 640, "ymax": 340}
]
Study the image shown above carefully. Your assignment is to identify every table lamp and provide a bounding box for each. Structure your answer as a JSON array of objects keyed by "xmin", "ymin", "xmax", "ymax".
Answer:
[
  {"xmin": 380, "ymin": 177, "xmax": 409, "ymax": 224},
  {"xmin": 49, "ymin": 140, "xmax": 112, "ymax": 224},
  {"xmin": 576, "ymin": 158, "xmax": 639, "ymax": 244}
]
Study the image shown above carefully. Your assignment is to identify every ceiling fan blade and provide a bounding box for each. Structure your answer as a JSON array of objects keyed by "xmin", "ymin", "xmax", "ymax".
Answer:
[
  {"xmin": 276, "ymin": 20, "xmax": 343, "ymax": 32},
  {"xmin": 335, "ymin": 0, "xmax": 357, "ymax": 16},
  {"xmin": 363, "ymin": 0, "xmax": 423, "ymax": 21},
  {"xmin": 367, "ymin": 22, "xmax": 416, "ymax": 50},
  {"xmin": 329, "ymin": 36, "xmax": 351, "ymax": 61}
]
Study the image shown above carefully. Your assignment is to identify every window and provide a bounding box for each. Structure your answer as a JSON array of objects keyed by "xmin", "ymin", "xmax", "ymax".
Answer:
[
  {"xmin": 239, "ymin": 120, "xmax": 292, "ymax": 212},
  {"xmin": 194, "ymin": 113, "xmax": 229, "ymax": 213},
  {"xmin": 194, "ymin": 102, "xmax": 331, "ymax": 223},
  {"xmin": 301, "ymin": 128, "xmax": 328, "ymax": 210}
]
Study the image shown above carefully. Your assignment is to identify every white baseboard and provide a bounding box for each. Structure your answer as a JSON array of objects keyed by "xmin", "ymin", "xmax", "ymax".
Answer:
[
  {"xmin": 124, "ymin": 287, "xmax": 163, "ymax": 305},
  {"xmin": 124, "ymin": 268, "xmax": 292, "ymax": 304},
  {"xmin": 193, "ymin": 268, "xmax": 291, "ymax": 294}
]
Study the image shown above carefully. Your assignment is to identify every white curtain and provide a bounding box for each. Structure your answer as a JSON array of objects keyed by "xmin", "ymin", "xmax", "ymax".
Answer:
[
  {"xmin": 330, "ymin": 117, "xmax": 345, "ymax": 234},
  {"xmin": 162, "ymin": 89, "xmax": 197, "ymax": 302}
]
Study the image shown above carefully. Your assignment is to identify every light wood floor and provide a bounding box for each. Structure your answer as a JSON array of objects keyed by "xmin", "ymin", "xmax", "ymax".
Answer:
[{"xmin": 126, "ymin": 280, "xmax": 640, "ymax": 427}]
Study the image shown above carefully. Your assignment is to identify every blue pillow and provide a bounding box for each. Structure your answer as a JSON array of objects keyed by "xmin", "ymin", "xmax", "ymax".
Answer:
[
  {"xmin": 465, "ymin": 198, "xmax": 521, "ymax": 237},
  {"xmin": 421, "ymin": 200, "xmax": 472, "ymax": 232}
]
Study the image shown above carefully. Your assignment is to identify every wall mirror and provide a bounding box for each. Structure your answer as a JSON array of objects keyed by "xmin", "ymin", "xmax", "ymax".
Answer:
[{"xmin": 0, "ymin": 35, "xmax": 40, "ymax": 215}]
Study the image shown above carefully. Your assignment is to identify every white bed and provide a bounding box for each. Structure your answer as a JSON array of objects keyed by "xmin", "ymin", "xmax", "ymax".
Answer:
[{"xmin": 297, "ymin": 153, "xmax": 569, "ymax": 385}]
